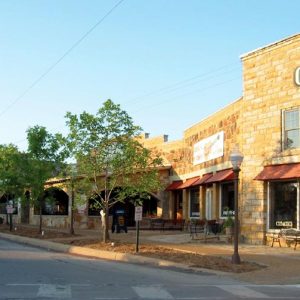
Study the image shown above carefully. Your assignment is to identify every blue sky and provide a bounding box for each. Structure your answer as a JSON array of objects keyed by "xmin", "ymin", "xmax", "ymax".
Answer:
[{"xmin": 0, "ymin": 0, "xmax": 299, "ymax": 150}]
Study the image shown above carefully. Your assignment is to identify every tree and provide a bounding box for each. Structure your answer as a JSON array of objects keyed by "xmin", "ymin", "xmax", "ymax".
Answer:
[
  {"xmin": 26, "ymin": 125, "xmax": 67, "ymax": 233},
  {"xmin": 65, "ymin": 99, "xmax": 162, "ymax": 242},
  {"xmin": 0, "ymin": 144, "xmax": 29, "ymax": 229}
]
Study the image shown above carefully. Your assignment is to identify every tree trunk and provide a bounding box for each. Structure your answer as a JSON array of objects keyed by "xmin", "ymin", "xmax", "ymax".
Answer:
[
  {"xmin": 70, "ymin": 188, "xmax": 75, "ymax": 235},
  {"xmin": 39, "ymin": 206, "xmax": 43, "ymax": 234},
  {"xmin": 103, "ymin": 204, "xmax": 110, "ymax": 243}
]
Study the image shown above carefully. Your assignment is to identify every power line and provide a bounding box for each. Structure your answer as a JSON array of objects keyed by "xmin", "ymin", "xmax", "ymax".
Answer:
[
  {"xmin": 131, "ymin": 76, "xmax": 241, "ymax": 113},
  {"xmin": 123, "ymin": 62, "xmax": 240, "ymax": 107},
  {"xmin": 0, "ymin": 0, "xmax": 125, "ymax": 118}
]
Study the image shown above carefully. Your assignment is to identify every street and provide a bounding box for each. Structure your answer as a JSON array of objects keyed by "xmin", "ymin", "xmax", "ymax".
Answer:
[{"xmin": 0, "ymin": 238, "xmax": 299, "ymax": 299}]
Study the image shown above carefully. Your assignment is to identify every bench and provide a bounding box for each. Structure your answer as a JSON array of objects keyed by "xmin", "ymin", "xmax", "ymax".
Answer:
[
  {"xmin": 267, "ymin": 229, "xmax": 300, "ymax": 250},
  {"xmin": 149, "ymin": 218, "xmax": 185, "ymax": 231},
  {"xmin": 188, "ymin": 220, "xmax": 221, "ymax": 242}
]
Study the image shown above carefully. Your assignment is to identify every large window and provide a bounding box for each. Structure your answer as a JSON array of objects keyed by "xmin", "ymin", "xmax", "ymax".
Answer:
[
  {"xmin": 190, "ymin": 188, "xmax": 200, "ymax": 218},
  {"xmin": 269, "ymin": 181, "xmax": 298, "ymax": 229},
  {"xmin": 220, "ymin": 182, "xmax": 234, "ymax": 217},
  {"xmin": 283, "ymin": 107, "xmax": 300, "ymax": 150}
]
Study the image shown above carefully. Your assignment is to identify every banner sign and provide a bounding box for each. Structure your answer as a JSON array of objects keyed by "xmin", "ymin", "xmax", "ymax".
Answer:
[{"xmin": 193, "ymin": 131, "xmax": 224, "ymax": 165}]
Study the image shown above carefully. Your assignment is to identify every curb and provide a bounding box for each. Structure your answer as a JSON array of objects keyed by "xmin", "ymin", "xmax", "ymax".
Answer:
[{"xmin": 0, "ymin": 232, "xmax": 227, "ymax": 276}]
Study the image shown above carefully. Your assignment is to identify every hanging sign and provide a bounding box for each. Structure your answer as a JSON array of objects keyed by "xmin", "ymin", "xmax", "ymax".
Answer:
[{"xmin": 295, "ymin": 67, "xmax": 300, "ymax": 86}]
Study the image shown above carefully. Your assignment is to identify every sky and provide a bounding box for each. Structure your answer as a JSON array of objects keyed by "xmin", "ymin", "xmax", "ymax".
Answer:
[{"xmin": 0, "ymin": 0, "xmax": 299, "ymax": 151}]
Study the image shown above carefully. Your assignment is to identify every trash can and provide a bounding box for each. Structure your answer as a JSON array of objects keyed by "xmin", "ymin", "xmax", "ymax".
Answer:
[{"xmin": 111, "ymin": 209, "xmax": 127, "ymax": 233}]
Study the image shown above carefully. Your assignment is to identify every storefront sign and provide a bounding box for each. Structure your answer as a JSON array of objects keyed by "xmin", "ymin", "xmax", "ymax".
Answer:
[
  {"xmin": 295, "ymin": 67, "xmax": 300, "ymax": 86},
  {"xmin": 193, "ymin": 131, "xmax": 224, "ymax": 165}
]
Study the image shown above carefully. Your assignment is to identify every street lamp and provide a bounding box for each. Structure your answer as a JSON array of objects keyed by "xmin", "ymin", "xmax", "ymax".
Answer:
[{"xmin": 229, "ymin": 146, "xmax": 244, "ymax": 264}]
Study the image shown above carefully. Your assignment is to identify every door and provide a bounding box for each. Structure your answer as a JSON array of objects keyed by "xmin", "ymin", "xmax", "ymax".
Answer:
[{"xmin": 206, "ymin": 188, "xmax": 213, "ymax": 220}]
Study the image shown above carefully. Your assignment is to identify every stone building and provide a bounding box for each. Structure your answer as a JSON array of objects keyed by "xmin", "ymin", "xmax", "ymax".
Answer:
[
  {"xmin": 147, "ymin": 33, "xmax": 300, "ymax": 244},
  {"xmin": 1, "ymin": 34, "xmax": 299, "ymax": 244}
]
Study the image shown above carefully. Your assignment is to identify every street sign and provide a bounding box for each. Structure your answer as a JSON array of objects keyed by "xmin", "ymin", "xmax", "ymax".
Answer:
[
  {"xmin": 6, "ymin": 205, "xmax": 14, "ymax": 214},
  {"xmin": 135, "ymin": 206, "xmax": 143, "ymax": 221}
]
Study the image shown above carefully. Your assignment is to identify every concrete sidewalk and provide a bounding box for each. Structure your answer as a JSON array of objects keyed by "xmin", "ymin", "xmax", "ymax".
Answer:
[
  {"xmin": 73, "ymin": 228, "xmax": 300, "ymax": 285},
  {"xmin": 2, "ymin": 226, "xmax": 300, "ymax": 285}
]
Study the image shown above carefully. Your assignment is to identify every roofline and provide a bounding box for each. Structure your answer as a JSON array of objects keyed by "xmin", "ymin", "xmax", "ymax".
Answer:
[
  {"xmin": 184, "ymin": 96, "xmax": 243, "ymax": 134},
  {"xmin": 240, "ymin": 33, "xmax": 300, "ymax": 60}
]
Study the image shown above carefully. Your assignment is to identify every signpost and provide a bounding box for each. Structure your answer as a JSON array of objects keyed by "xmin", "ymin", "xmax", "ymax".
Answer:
[
  {"xmin": 6, "ymin": 202, "xmax": 14, "ymax": 231},
  {"xmin": 135, "ymin": 206, "xmax": 143, "ymax": 253}
]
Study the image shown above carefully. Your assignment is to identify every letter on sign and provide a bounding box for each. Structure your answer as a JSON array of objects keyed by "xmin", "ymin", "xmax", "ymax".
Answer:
[{"xmin": 295, "ymin": 67, "xmax": 300, "ymax": 86}]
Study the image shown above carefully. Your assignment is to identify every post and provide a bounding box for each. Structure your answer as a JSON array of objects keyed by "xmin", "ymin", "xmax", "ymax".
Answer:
[
  {"xmin": 136, "ymin": 220, "xmax": 140, "ymax": 253},
  {"xmin": 232, "ymin": 167, "xmax": 241, "ymax": 264}
]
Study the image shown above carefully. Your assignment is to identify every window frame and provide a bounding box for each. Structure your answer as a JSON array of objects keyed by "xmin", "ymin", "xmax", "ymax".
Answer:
[
  {"xmin": 267, "ymin": 180, "xmax": 300, "ymax": 232},
  {"xmin": 219, "ymin": 181, "xmax": 235, "ymax": 219},
  {"xmin": 189, "ymin": 187, "xmax": 200, "ymax": 218},
  {"xmin": 282, "ymin": 107, "xmax": 300, "ymax": 150}
]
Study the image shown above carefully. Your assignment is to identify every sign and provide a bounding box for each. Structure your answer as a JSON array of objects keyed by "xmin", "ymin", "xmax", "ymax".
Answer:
[
  {"xmin": 295, "ymin": 67, "xmax": 300, "ymax": 86},
  {"xmin": 193, "ymin": 131, "xmax": 224, "ymax": 165},
  {"xmin": 135, "ymin": 206, "xmax": 143, "ymax": 221},
  {"xmin": 6, "ymin": 204, "xmax": 14, "ymax": 214}
]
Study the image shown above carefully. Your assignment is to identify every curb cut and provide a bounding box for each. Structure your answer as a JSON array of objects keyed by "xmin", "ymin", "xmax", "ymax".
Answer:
[{"xmin": 0, "ymin": 232, "xmax": 228, "ymax": 276}]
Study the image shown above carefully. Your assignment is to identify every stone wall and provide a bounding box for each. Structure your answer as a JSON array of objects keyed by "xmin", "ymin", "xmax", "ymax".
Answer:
[{"xmin": 240, "ymin": 33, "xmax": 300, "ymax": 243}]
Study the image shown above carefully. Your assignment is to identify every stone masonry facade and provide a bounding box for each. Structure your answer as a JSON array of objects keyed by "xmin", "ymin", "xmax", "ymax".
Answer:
[{"xmin": 142, "ymin": 33, "xmax": 300, "ymax": 244}]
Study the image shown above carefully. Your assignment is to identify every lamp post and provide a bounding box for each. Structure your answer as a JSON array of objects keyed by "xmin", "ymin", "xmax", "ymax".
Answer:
[{"xmin": 229, "ymin": 146, "xmax": 244, "ymax": 264}]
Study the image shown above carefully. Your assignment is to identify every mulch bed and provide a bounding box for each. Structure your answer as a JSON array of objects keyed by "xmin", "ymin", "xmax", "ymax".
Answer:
[{"xmin": 0, "ymin": 224, "xmax": 265, "ymax": 273}]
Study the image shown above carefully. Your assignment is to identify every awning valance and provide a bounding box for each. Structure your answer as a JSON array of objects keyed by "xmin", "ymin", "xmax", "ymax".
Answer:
[
  {"xmin": 191, "ymin": 173, "xmax": 213, "ymax": 186},
  {"xmin": 205, "ymin": 169, "xmax": 234, "ymax": 184},
  {"xmin": 254, "ymin": 163, "xmax": 300, "ymax": 181}
]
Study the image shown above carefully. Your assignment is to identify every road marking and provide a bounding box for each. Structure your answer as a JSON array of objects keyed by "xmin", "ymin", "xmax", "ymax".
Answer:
[
  {"xmin": 37, "ymin": 284, "xmax": 71, "ymax": 298},
  {"xmin": 133, "ymin": 286, "xmax": 174, "ymax": 299},
  {"xmin": 218, "ymin": 285, "xmax": 270, "ymax": 298}
]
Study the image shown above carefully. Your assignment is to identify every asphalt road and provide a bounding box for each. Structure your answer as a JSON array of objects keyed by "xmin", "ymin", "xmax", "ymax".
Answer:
[{"xmin": 0, "ymin": 238, "xmax": 299, "ymax": 299}]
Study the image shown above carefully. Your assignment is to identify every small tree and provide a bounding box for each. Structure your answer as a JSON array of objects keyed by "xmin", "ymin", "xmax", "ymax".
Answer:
[
  {"xmin": 26, "ymin": 125, "xmax": 67, "ymax": 233},
  {"xmin": 0, "ymin": 144, "xmax": 29, "ymax": 229},
  {"xmin": 65, "ymin": 99, "xmax": 162, "ymax": 242}
]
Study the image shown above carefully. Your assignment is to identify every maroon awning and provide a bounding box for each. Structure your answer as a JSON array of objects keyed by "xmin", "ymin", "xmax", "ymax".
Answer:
[
  {"xmin": 191, "ymin": 173, "xmax": 213, "ymax": 186},
  {"xmin": 205, "ymin": 169, "xmax": 234, "ymax": 184},
  {"xmin": 165, "ymin": 181, "xmax": 183, "ymax": 191},
  {"xmin": 255, "ymin": 163, "xmax": 300, "ymax": 181},
  {"xmin": 177, "ymin": 177, "xmax": 200, "ymax": 189}
]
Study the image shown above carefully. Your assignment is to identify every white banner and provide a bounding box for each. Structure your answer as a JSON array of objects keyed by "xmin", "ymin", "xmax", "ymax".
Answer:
[{"xmin": 193, "ymin": 131, "xmax": 224, "ymax": 165}]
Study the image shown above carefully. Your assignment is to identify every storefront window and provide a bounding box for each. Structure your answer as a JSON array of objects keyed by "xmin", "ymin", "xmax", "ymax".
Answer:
[
  {"xmin": 283, "ymin": 107, "xmax": 300, "ymax": 150},
  {"xmin": 220, "ymin": 182, "xmax": 234, "ymax": 217},
  {"xmin": 269, "ymin": 181, "xmax": 298, "ymax": 229},
  {"xmin": 190, "ymin": 188, "xmax": 200, "ymax": 218}
]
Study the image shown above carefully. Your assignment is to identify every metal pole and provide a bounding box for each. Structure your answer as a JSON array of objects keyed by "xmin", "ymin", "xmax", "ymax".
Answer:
[
  {"xmin": 136, "ymin": 220, "xmax": 140, "ymax": 253},
  {"xmin": 232, "ymin": 167, "xmax": 241, "ymax": 264}
]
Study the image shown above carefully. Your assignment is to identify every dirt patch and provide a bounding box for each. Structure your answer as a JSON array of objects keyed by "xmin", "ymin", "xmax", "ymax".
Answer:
[{"xmin": 0, "ymin": 224, "xmax": 265, "ymax": 273}]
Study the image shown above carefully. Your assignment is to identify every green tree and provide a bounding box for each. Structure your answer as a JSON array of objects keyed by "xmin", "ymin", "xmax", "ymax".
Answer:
[
  {"xmin": 26, "ymin": 125, "xmax": 67, "ymax": 233},
  {"xmin": 0, "ymin": 144, "xmax": 29, "ymax": 229},
  {"xmin": 65, "ymin": 99, "xmax": 162, "ymax": 242}
]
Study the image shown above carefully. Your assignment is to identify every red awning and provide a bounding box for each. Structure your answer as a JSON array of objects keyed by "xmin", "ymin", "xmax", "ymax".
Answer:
[
  {"xmin": 191, "ymin": 173, "xmax": 213, "ymax": 186},
  {"xmin": 177, "ymin": 177, "xmax": 200, "ymax": 189},
  {"xmin": 255, "ymin": 163, "xmax": 300, "ymax": 181},
  {"xmin": 165, "ymin": 181, "xmax": 183, "ymax": 191},
  {"xmin": 205, "ymin": 169, "xmax": 234, "ymax": 184}
]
